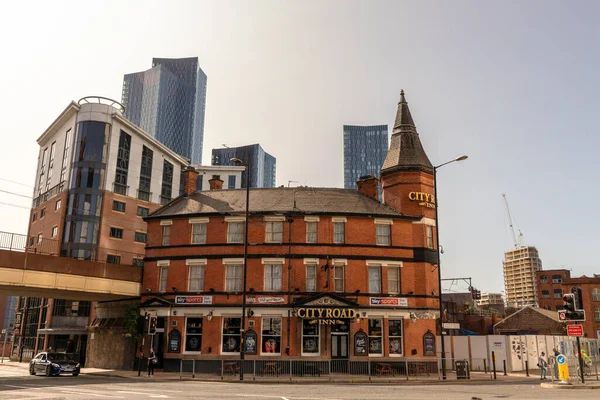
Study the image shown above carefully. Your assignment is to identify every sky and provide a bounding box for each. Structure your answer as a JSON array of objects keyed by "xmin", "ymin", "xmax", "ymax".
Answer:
[{"xmin": 0, "ymin": 0, "xmax": 599, "ymax": 294}]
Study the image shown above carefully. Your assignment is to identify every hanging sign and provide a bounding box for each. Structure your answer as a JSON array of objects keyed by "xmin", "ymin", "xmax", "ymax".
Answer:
[
  {"xmin": 354, "ymin": 330, "xmax": 368, "ymax": 356},
  {"xmin": 244, "ymin": 330, "xmax": 257, "ymax": 355},
  {"xmin": 370, "ymin": 297, "xmax": 408, "ymax": 307},
  {"xmin": 175, "ymin": 296, "xmax": 213, "ymax": 305},
  {"xmin": 246, "ymin": 296, "xmax": 285, "ymax": 304}
]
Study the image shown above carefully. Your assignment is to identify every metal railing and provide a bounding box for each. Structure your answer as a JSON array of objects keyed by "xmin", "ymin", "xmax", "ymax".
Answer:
[
  {"xmin": 548, "ymin": 355, "xmax": 600, "ymax": 383},
  {"xmin": 32, "ymin": 182, "xmax": 65, "ymax": 208},
  {"xmin": 113, "ymin": 182, "xmax": 129, "ymax": 196},
  {"xmin": 0, "ymin": 231, "xmax": 144, "ymax": 267},
  {"xmin": 137, "ymin": 189, "xmax": 152, "ymax": 202},
  {"xmin": 178, "ymin": 359, "xmax": 448, "ymax": 381}
]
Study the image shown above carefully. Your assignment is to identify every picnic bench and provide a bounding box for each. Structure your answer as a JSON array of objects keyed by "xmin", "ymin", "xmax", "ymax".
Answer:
[
  {"xmin": 375, "ymin": 363, "xmax": 396, "ymax": 376},
  {"xmin": 260, "ymin": 361, "xmax": 281, "ymax": 376},
  {"xmin": 222, "ymin": 361, "xmax": 240, "ymax": 375}
]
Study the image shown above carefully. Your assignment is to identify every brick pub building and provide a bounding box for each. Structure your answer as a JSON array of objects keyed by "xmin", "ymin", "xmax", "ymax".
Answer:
[{"xmin": 141, "ymin": 92, "xmax": 442, "ymax": 370}]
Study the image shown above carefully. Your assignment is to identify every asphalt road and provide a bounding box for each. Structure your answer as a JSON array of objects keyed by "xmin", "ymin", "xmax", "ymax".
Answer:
[{"xmin": 1, "ymin": 367, "xmax": 599, "ymax": 399}]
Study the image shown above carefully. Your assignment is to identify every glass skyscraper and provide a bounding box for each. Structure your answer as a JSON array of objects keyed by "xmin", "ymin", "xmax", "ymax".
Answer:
[
  {"xmin": 212, "ymin": 144, "xmax": 276, "ymax": 188},
  {"xmin": 122, "ymin": 57, "xmax": 207, "ymax": 163},
  {"xmin": 343, "ymin": 125, "xmax": 388, "ymax": 189}
]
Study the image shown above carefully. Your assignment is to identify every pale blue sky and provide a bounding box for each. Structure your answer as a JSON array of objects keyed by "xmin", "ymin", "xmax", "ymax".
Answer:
[{"xmin": 0, "ymin": 0, "xmax": 598, "ymax": 293}]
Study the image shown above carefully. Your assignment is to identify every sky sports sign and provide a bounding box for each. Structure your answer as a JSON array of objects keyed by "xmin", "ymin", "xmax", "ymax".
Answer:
[
  {"xmin": 175, "ymin": 296, "xmax": 213, "ymax": 305},
  {"xmin": 370, "ymin": 297, "xmax": 408, "ymax": 307}
]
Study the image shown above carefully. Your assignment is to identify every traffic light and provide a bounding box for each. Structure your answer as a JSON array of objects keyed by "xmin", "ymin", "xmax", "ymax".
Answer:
[
  {"xmin": 148, "ymin": 316, "xmax": 157, "ymax": 335},
  {"xmin": 571, "ymin": 287, "xmax": 584, "ymax": 310},
  {"xmin": 561, "ymin": 293, "xmax": 585, "ymax": 322}
]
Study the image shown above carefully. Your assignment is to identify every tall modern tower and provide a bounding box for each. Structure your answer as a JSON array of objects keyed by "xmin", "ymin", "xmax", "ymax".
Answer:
[
  {"xmin": 211, "ymin": 144, "xmax": 276, "ymax": 188},
  {"xmin": 503, "ymin": 246, "xmax": 543, "ymax": 308},
  {"xmin": 343, "ymin": 125, "xmax": 388, "ymax": 189},
  {"xmin": 121, "ymin": 57, "xmax": 207, "ymax": 163}
]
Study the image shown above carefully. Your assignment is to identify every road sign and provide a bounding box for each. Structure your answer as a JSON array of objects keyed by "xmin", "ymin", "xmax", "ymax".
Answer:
[
  {"xmin": 558, "ymin": 310, "xmax": 567, "ymax": 321},
  {"xmin": 567, "ymin": 325, "xmax": 583, "ymax": 337},
  {"xmin": 558, "ymin": 309, "xmax": 586, "ymax": 322},
  {"xmin": 442, "ymin": 323, "xmax": 460, "ymax": 329},
  {"xmin": 557, "ymin": 354, "xmax": 569, "ymax": 381}
]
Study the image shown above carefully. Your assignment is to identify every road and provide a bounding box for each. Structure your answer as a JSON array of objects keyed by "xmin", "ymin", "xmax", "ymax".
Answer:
[{"xmin": 1, "ymin": 367, "xmax": 599, "ymax": 399}]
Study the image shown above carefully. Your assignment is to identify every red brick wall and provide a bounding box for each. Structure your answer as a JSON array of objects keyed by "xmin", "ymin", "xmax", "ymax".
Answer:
[
  {"xmin": 536, "ymin": 269, "xmax": 570, "ymax": 310},
  {"xmin": 561, "ymin": 277, "xmax": 600, "ymax": 339},
  {"xmin": 27, "ymin": 191, "xmax": 68, "ymax": 254},
  {"xmin": 380, "ymin": 170, "xmax": 435, "ymax": 219}
]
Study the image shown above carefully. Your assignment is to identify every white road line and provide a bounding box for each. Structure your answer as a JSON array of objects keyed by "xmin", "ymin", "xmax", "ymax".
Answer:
[
  {"xmin": 235, "ymin": 395, "xmax": 342, "ymax": 400},
  {"xmin": 113, "ymin": 387, "xmax": 182, "ymax": 393},
  {"xmin": 116, "ymin": 391, "xmax": 169, "ymax": 398},
  {"xmin": 3, "ymin": 384, "xmax": 42, "ymax": 389},
  {"xmin": 61, "ymin": 390, "xmax": 125, "ymax": 398}
]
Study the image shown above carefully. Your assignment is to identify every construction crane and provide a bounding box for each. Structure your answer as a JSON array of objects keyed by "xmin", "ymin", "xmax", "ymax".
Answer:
[{"xmin": 502, "ymin": 193, "xmax": 524, "ymax": 248}]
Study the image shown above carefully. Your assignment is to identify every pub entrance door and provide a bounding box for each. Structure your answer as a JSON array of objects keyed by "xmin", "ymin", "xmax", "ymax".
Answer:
[{"xmin": 330, "ymin": 319, "xmax": 349, "ymax": 373}]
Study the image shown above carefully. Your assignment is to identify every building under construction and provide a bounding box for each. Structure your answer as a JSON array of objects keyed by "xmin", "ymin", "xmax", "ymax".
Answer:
[
  {"xmin": 503, "ymin": 246, "xmax": 543, "ymax": 308},
  {"xmin": 502, "ymin": 194, "xmax": 543, "ymax": 308}
]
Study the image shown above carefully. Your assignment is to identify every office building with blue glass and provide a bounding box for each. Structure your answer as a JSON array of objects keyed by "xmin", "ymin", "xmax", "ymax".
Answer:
[
  {"xmin": 211, "ymin": 144, "xmax": 276, "ymax": 188},
  {"xmin": 343, "ymin": 125, "xmax": 388, "ymax": 189},
  {"xmin": 122, "ymin": 57, "xmax": 207, "ymax": 164}
]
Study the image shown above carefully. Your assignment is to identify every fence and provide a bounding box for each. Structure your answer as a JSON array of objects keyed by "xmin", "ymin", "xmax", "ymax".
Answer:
[
  {"xmin": 548, "ymin": 355, "xmax": 600, "ymax": 383},
  {"xmin": 0, "ymin": 231, "xmax": 144, "ymax": 267},
  {"xmin": 176, "ymin": 358, "xmax": 474, "ymax": 381}
]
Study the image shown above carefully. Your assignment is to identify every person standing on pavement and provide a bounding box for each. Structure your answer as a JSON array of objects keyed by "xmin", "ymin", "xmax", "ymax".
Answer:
[
  {"xmin": 147, "ymin": 347, "xmax": 157, "ymax": 377},
  {"xmin": 538, "ymin": 352, "xmax": 548, "ymax": 380},
  {"xmin": 552, "ymin": 348, "xmax": 560, "ymax": 379}
]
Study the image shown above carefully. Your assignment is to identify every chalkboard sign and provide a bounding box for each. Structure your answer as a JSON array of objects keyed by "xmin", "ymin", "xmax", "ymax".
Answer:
[
  {"xmin": 169, "ymin": 329, "xmax": 181, "ymax": 353},
  {"xmin": 244, "ymin": 330, "xmax": 258, "ymax": 355},
  {"xmin": 423, "ymin": 330, "xmax": 435, "ymax": 356},
  {"xmin": 354, "ymin": 330, "xmax": 367, "ymax": 356}
]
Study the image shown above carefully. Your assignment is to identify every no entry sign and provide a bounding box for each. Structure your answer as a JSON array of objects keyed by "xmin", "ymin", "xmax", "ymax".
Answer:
[{"xmin": 567, "ymin": 325, "xmax": 583, "ymax": 337}]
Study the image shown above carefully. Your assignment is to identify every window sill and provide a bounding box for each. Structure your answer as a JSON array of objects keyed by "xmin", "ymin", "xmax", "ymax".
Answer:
[
  {"xmin": 261, "ymin": 353, "xmax": 281, "ymax": 356},
  {"xmin": 368, "ymin": 354, "xmax": 384, "ymax": 358},
  {"xmin": 301, "ymin": 353, "xmax": 320, "ymax": 357}
]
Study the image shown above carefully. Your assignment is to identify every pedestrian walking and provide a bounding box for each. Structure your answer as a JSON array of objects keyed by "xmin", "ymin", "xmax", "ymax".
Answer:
[
  {"xmin": 552, "ymin": 347, "xmax": 560, "ymax": 379},
  {"xmin": 538, "ymin": 352, "xmax": 548, "ymax": 380},
  {"xmin": 147, "ymin": 347, "xmax": 157, "ymax": 377}
]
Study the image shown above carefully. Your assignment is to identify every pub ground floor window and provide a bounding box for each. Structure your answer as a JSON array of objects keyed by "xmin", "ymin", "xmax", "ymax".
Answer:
[
  {"xmin": 388, "ymin": 319, "xmax": 403, "ymax": 356},
  {"xmin": 368, "ymin": 318, "xmax": 383, "ymax": 355},
  {"xmin": 185, "ymin": 317, "xmax": 202, "ymax": 353},
  {"xmin": 262, "ymin": 317, "xmax": 282, "ymax": 355},
  {"xmin": 222, "ymin": 317, "xmax": 241, "ymax": 353},
  {"xmin": 302, "ymin": 319, "xmax": 319, "ymax": 356}
]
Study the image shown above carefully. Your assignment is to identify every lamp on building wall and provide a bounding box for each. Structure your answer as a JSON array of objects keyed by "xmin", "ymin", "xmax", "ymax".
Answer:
[
  {"xmin": 207, "ymin": 311, "xmax": 213, "ymax": 321},
  {"xmin": 230, "ymin": 157, "xmax": 250, "ymax": 381},
  {"xmin": 409, "ymin": 312, "xmax": 417, "ymax": 324},
  {"xmin": 434, "ymin": 154, "xmax": 468, "ymax": 381}
]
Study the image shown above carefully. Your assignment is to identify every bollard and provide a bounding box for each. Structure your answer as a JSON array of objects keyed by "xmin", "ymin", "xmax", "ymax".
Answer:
[
  {"xmin": 483, "ymin": 359, "xmax": 487, "ymax": 374},
  {"xmin": 492, "ymin": 351, "xmax": 497, "ymax": 380},
  {"xmin": 192, "ymin": 360, "xmax": 195, "ymax": 379},
  {"xmin": 503, "ymin": 359, "xmax": 507, "ymax": 376},
  {"xmin": 525, "ymin": 360, "xmax": 529, "ymax": 377}
]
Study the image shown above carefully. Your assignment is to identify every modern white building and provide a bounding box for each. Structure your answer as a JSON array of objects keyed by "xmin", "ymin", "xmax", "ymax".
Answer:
[
  {"xmin": 476, "ymin": 292, "xmax": 504, "ymax": 306},
  {"xmin": 503, "ymin": 246, "xmax": 543, "ymax": 308},
  {"xmin": 191, "ymin": 165, "xmax": 245, "ymax": 191}
]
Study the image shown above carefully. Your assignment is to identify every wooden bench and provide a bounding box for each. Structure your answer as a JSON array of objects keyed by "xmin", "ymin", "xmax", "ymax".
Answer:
[
  {"xmin": 222, "ymin": 361, "xmax": 240, "ymax": 375},
  {"xmin": 376, "ymin": 363, "xmax": 396, "ymax": 376},
  {"xmin": 260, "ymin": 361, "xmax": 281, "ymax": 376}
]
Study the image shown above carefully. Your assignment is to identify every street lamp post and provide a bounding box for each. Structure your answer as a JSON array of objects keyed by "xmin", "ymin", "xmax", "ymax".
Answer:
[
  {"xmin": 434, "ymin": 155, "xmax": 467, "ymax": 380},
  {"xmin": 231, "ymin": 158, "xmax": 250, "ymax": 381}
]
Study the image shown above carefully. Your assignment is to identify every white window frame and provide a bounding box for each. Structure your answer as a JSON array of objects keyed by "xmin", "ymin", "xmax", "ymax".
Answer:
[
  {"xmin": 426, "ymin": 225, "xmax": 434, "ymax": 248},
  {"xmin": 222, "ymin": 316, "xmax": 242, "ymax": 354},
  {"xmin": 301, "ymin": 318, "xmax": 320, "ymax": 357},
  {"xmin": 387, "ymin": 266, "xmax": 400, "ymax": 294},
  {"xmin": 261, "ymin": 316, "xmax": 282, "ymax": 356},
  {"xmin": 594, "ymin": 308, "xmax": 600, "ymax": 322},
  {"xmin": 593, "ymin": 288, "xmax": 600, "ymax": 302},
  {"xmin": 368, "ymin": 265, "xmax": 382, "ymax": 293},
  {"xmin": 162, "ymin": 225, "xmax": 171, "ymax": 246},
  {"xmin": 159, "ymin": 266, "xmax": 168, "ymax": 292},
  {"xmin": 368, "ymin": 318, "xmax": 384, "ymax": 357},
  {"xmin": 264, "ymin": 264, "xmax": 282, "ymax": 291},
  {"xmin": 51, "ymin": 226, "xmax": 58, "ymax": 238},
  {"xmin": 188, "ymin": 262, "xmax": 205, "ymax": 292},
  {"xmin": 306, "ymin": 221, "xmax": 317, "ymax": 243},
  {"xmin": 306, "ymin": 264, "xmax": 317, "ymax": 292},
  {"xmin": 376, "ymin": 224, "xmax": 391, "ymax": 246},
  {"xmin": 388, "ymin": 318, "xmax": 404, "ymax": 357},
  {"xmin": 227, "ymin": 222, "xmax": 244, "ymax": 244},
  {"xmin": 225, "ymin": 265, "xmax": 243, "ymax": 292},
  {"xmin": 334, "ymin": 264, "xmax": 345, "ymax": 293},
  {"xmin": 333, "ymin": 222, "xmax": 345, "ymax": 244},
  {"xmin": 191, "ymin": 223, "xmax": 207, "ymax": 244},
  {"xmin": 184, "ymin": 317, "xmax": 203, "ymax": 354},
  {"xmin": 265, "ymin": 221, "xmax": 284, "ymax": 243}
]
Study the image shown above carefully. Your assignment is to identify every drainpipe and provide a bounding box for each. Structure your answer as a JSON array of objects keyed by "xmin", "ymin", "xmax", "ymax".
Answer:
[{"xmin": 286, "ymin": 215, "xmax": 293, "ymax": 356}]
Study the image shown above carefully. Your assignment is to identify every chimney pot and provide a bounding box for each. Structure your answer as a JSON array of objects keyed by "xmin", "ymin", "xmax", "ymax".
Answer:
[
  {"xmin": 182, "ymin": 166, "xmax": 199, "ymax": 196},
  {"xmin": 356, "ymin": 175, "xmax": 379, "ymax": 200},
  {"xmin": 208, "ymin": 177, "xmax": 224, "ymax": 191}
]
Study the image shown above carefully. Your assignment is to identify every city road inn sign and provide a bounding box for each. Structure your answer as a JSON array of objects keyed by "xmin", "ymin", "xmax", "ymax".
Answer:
[
  {"xmin": 408, "ymin": 191, "xmax": 435, "ymax": 208},
  {"xmin": 296, "ymin": 307, "xmax": 358, "ymax": 325}
]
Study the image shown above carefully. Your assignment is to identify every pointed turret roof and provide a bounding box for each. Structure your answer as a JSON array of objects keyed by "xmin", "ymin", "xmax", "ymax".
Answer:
[{"xmin": 381, "ymin": 90, "xmax": 433, "ymax": 174}]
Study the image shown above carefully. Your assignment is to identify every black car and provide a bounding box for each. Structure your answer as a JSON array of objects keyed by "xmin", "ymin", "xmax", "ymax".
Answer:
[{"xmin": 29, "ymin": 352, "xmax": 81, "ymax": 377}]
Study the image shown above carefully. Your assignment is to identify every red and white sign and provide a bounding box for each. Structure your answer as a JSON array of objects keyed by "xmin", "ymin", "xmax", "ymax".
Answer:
[
  {"xmin": 567, "ymin": 325, "xmax": 583, "ymax": 337},
  {"xmin": 175, "ymin": 296, "xmax": 213, "ymax": 305},
  {"xmin": 370, "ymin": 297, "xmax": 408, "ymax": 307}
]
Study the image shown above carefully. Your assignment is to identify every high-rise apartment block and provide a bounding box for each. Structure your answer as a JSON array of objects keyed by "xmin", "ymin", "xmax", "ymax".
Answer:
[
  {"xmin": 343, "ymin": 125, "xmax": 388, "ymax": 189},
  {"xmin": 211, "ymin": 144, "xmax": 276, "ymax": 188},
  {"xmin": 503, "ymin": 246, "xmax": 543, "ymax": 308},
  {"xmin": 476, "ymin": 293, "xmax": 504, "ymax": 306},
  {"xmin": 122, "ymin": 57, "xmax": 207, "ymax": 164}
]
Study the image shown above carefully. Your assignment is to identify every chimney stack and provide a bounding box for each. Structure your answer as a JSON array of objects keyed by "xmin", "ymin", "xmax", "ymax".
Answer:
[
  {"xmin": 356, "ymin": 175, "xmax": 379, "ymax": 200},
  {"xmin": 182, "ymin": 166, "xmax": 199, "ymax": 196},
  {"xmin": 208, "ymin": 176, "xmax": 224, "ymax": 191}
]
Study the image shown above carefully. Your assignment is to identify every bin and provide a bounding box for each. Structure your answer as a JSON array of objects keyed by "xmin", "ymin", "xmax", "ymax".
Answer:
[{"xmin": 455, "ymin": 360, "xmax": 470, "ymax": 379}]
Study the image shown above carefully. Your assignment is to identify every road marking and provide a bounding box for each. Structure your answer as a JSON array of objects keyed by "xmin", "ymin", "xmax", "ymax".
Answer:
[
  {"xmin": 116, "ymin": 391, "xmax": 169, "ymax": 398},
  {"xmin": 115, "ymin": 387, "xmax": 182, "ymax": 393},
  {"xmin": 4, "ymin": 384, "xmax": 42, "ymax": 389},
  {"xmin": 235, "ymin": 395, "xmax": 341, "ymax": 400},
  {"xmin": 61, "ymin": 390, "xmax": 124, "ymax": 398}
]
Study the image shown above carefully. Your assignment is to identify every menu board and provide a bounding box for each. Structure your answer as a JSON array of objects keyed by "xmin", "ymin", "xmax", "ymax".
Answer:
[
  {"xmin": 423, "ymin": 331, "xmax": 435, "ymax": 356},
  {"xmin": 169, "ymin": 329, "xmax": 181, "ymax": 353},
  {"xmin": 354, "ymin": 330, "xmax": 367, "ymax": 356},
  {"xmin": 244, "ymin": 330, "xmax": 257, "ymax": 355}
]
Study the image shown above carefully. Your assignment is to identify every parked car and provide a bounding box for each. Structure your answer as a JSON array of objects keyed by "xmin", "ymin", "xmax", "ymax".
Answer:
[{"xmin": 29, "ymin": 352, "xmax": 80, "ymax": 377}]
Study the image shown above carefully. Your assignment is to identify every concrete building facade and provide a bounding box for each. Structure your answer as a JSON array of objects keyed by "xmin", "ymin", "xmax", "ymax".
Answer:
[{"xmin": 503, "ymin": 246, "xmax": 543, "ymax": 308}]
